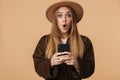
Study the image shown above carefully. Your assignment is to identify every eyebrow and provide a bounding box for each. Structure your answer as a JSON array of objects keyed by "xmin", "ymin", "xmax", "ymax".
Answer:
[{"xmin": 57, "ymin": 12, "xmax": 71, "ymax": 14}]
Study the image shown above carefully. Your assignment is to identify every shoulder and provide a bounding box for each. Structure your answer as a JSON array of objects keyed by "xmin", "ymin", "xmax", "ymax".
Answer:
[
  {"xmin": 80, "ymin": 35, "xmax": 91, "ymax": 42},
  {"xmin": 40, "ymin": 34, "xmax": 50, "ymax": 39},
  {"xmin": 80, "ymin": 35, "xmax": 93, "ymax": 46},
  {"xmin": 38, "ymin": 34, "xmax": 50, "ymax": 44}
]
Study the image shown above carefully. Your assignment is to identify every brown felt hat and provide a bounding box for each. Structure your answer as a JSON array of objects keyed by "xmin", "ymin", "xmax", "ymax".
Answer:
[{"xmin": 46, "ymin": 1, "xmax": 83, "ymax": 23}]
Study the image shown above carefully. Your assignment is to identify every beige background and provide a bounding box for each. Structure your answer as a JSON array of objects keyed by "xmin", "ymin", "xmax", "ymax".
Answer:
[{"xmin": 0, "ymin": 0, "xmax": 120, "ymax": 80}]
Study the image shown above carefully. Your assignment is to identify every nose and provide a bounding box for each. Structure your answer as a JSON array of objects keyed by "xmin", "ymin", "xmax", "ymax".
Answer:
[{"xmin": 62, "ymin": 16, "xmax": 66, "ymax": 22}]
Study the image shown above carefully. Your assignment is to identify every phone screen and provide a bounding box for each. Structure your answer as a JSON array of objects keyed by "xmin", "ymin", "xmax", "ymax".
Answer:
[{"xmin": 58, "ymin": 44, "xmax": 69, "ymax": 52}]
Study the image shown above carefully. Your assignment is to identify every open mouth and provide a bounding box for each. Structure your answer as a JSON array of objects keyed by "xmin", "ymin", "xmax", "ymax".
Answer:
[{"xmin": 63, "ymin": 24, "xmax": 67, "ymax": 27}]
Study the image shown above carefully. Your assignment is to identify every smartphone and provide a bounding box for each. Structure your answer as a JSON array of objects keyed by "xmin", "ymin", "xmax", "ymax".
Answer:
[{"xmin": 58, "ymin": 44, "xmax": 69, "ymax": 52}]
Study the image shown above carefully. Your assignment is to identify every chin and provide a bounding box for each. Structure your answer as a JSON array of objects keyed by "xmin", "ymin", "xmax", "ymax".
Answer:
[{"xmin": 61, "ymin": 31, "xmax": 68, "ymax": 34}]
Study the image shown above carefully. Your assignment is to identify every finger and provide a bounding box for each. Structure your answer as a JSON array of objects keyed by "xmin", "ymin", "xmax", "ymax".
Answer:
[
  {"xmin": 67, "ymin": 52, "xmax": 72, "ymax": 56},
  {"xmin": 64, "ymin": 60, "xmax": 73, "ymax": 65},
  {"xmin": 53, "ymin": 61, "xmax": 61, "ymax": 65},
  {"xmin": 54, "ymin": 59, "xmax": 64, "ymax": 65},
  {"xmin": 63, "ymin": 51, "xmax": 69, "ymax": 55},
  {"xmin": 64, "ymin": 57, "xmax": 74, "ymax": 63},
  {"xmin": 64, "ymin": 52, "xmax": 73, "ymax": 57},
  {"xmin": 51, "ymin": 57, "xmax": 61, "ymax": 66},
  {"xmin": 53, "ymin": 57, "xmax": 61, "ymax": 61},
  {"xmin": 54, "ymin": 52, "xmax": 63, "ymax": 57},
  {"xmin": 57, "ymin": 57, "xmax": 65, "ymax": 62},
  {"xmin": 62, "ymin": 56, "xmax": 73, "ymax": 61},
  {"xmin": 53, "ymin": 56, "xmax": 65, "ymax": 63},
  {"xmin": 64, "ymin": 60, "xmax": 71, "ymax": 63}
]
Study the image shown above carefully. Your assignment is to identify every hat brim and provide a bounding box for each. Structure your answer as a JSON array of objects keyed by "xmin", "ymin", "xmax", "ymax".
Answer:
[{"xmin": 46, "ymin": 1, "xmax": 83, "ymax": 23}]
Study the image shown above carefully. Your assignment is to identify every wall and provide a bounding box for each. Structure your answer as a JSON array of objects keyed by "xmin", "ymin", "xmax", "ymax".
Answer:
[{"xmin": 0, "ymin": 0, "xmax": 120, "ymax": 80}]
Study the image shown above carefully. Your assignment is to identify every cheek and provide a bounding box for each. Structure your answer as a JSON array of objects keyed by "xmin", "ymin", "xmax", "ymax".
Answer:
[
  {"xmin": 57, "ymin": 19, "xmax": 62, "ymax": 27},
  {"xmin": 68, "ymin": 19, "xmax": 72, "ymax": 26}
]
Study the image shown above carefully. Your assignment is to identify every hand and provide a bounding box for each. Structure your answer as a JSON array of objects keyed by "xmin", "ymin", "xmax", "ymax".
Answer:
[
  {"xmin": 63, "ymin": 52, "xmax": 77, "ymax": 66},
  {"xmin": 51, "ymin": 52, "xmax": 65, "ymax": 67},
  {"xmin": 51, "ymin": 52, "xmax": 79, "ymax": 72},
  {"xmin": 63, "ymin": 52, "xmax": 79, "ymax": 72}
]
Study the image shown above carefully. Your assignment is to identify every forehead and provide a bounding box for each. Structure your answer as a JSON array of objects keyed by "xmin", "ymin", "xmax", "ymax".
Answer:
[{"xmin": 57, "ymin": 6, "xmax": 71, "ymax": 13}]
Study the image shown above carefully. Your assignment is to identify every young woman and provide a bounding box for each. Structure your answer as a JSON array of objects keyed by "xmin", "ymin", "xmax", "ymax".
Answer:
[{"xmin": 33, "ymin": 1, "xmax": 95, "ymax": 80}]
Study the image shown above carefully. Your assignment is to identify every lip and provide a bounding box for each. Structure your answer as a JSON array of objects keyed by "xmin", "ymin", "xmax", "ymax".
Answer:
[
  {"xmin": 63, "ymin": 24, "xmax": 67, "ymax": 27},
  {"xmin": 62, "ymin": 25, "xmax": 68, "ymax": 30},
  {"xmin": 63, "ymin": 25, "xmax": 66, "ymax": 27}
]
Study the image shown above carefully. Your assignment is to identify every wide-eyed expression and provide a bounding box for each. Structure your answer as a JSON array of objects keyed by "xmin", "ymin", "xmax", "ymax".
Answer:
[{"xmin": 56, "ymin": 7, "xmax": 72, "ymax": 35}]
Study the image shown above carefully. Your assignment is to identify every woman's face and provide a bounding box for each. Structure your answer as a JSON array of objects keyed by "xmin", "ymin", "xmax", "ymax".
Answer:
[{"xmin": 56, "ymin": 7, "xmax": 72, "ymax": 35}]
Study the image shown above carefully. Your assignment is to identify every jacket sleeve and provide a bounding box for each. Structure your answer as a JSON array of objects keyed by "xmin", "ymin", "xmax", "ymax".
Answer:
[
  {"xmin": 78, "ymin": 36, "xmax": 95, "ymax": 78},
  {"xmin": 32, "ymin": 36, "xmax": 58, "ymax": 79}
]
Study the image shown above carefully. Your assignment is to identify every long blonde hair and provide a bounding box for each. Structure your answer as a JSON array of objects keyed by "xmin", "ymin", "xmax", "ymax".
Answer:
[{"xmin": 45, "ymin": 6, "xmax": 84, "ymax": 59}]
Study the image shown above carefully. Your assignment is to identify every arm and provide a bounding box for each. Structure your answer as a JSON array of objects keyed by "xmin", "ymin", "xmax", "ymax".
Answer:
[
  {"xmin": 79, "ymin": 36, "xmax": 95, "ymax": 78},
  {"xmin": 61, "ymin": 36, "xmax": 95, "ymax": 79},
  {"xmin": 32, "ymin": 35, "xmax": 58, "ymax": 79}
]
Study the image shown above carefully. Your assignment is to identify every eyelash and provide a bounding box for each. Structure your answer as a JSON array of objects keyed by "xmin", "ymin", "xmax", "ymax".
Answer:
[
  {"xmin": 57, "ymin": 14, "xmax": 62, "ymax": 18},
  {"xmin": 66, "ymin": 14, "xmax": 71, "ymax": 17},
  {"xmin": 57, "ymin": 14, "xmax": 72, "ymax": 18}
]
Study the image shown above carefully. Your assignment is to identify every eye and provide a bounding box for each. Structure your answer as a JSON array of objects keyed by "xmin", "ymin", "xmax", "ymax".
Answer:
[
  {"xmin": 66, "ymin": 14, "xmax": 72, "ymax": 18},
  {"xmin": 57, "ymin": 14, "xmax": 62, "ymax": 18}
]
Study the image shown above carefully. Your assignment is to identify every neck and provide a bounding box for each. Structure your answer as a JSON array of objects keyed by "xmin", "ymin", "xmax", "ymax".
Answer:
[{"xmin": 62, "ymin": 33, "xmax": 68, "ymax": 39}]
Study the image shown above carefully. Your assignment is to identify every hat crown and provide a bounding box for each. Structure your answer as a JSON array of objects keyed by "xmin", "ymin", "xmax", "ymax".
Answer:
[{"xmin": 46, "ymin": 1, "xmax": 83, "ymax": 23}]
